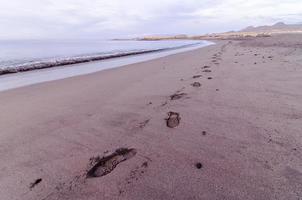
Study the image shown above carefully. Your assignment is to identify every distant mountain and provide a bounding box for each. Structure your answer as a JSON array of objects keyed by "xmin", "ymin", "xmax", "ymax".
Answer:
[
  {"xmin": 240, "ymin": 22, "xmax": 302, "ymax": 33},
  {"xmin": 132, "ymin": 22, "xmax": 302, "ymax": 41}
]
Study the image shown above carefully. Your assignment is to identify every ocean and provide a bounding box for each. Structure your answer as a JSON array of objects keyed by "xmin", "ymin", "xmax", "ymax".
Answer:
[
  {"xmin": 0, "ymin": 39, "xmax": 201, "ymax": 74},
  {"xmin": 0, "ymin": 39, "xmax": 213, "ymax": 91}
]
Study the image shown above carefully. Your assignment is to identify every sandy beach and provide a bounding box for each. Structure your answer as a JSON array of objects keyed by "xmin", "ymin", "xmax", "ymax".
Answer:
[{"xmin": 0, "ymin": 35, "xmax": 301, "ymax": 200}]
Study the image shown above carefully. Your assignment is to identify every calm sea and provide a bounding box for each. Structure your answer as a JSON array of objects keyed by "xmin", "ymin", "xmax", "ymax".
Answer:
[
  {"xmin": 0, "ymin": 39, "xmax": 213, "ymax": 91},
  {"xmin": 0, "ymin": 39, "xmax": 199, "ymax": 71}
]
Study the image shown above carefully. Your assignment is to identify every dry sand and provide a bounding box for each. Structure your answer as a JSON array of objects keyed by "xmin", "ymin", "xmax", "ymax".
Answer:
[{"xmin": 0, "ymin": 34, "xmax": 301, "ymax": 200}]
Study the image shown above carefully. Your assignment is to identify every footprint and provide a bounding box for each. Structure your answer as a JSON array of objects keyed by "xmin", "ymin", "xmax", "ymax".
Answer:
[
  {"xmin": 166, "ymin": 112, "xmax": 181, "ymax": 128},
  {"xmin": 161, "ymin": 101, "xmax": 168, "ymax": 107},
  {"xmin": 191, "ymin": 82, "xmax": 201, "ymax": 87},
  {"xmin": 86, "ymin": 148, "xmax": 137, "ymax": 178},
  {"xmin": 139, "ymin": 119, "xmax": 150, "ymax": 128},
  {"xmin": 192, "ymin": 75, "xmax": 202, "ymax": 79},
  {"xmin": 170, "ymin": 92, "xmax": 187, "ymax": 100}
]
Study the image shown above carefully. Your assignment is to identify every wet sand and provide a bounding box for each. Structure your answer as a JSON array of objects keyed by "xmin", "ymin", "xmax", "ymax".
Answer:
[{"xmin": 0, "ymin": 34, "xmax": 301, "ymax": 200}]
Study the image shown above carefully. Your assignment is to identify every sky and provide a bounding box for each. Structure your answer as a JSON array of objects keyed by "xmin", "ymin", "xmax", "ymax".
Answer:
[{"xmin": 0, "ymin": 0, "xmax": 302, "ymax": 39}]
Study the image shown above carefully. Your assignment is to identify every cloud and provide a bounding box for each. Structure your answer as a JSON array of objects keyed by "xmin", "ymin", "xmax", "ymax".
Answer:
[
  {"xmin": 0, "ymin": 0, "xmax": 301, "ymax": 39},
  {"xmin": 190, "ymin": 0, "xmax": 302, "ymax": 23}
]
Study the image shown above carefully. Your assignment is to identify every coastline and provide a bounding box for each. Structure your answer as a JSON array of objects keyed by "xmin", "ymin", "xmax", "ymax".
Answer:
[
  {"xmin": 0, "ymin": 35, "xmax": 301, "ymax": 200},
  {"xmin": 0, "ymin": 42, "xmax": 202, "ymax": 76},
  {"xmin": 0, "ymin": 41, "xmax": 213, "ymax": 92}
]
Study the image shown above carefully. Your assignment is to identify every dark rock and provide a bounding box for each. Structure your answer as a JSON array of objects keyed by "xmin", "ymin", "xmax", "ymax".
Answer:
[
  {"xmin": 29, "ymin": 178, "xmax": 42, "ymax": 189},
  {"xmin": 195, "ymin": 163, "xmax": 203, "ymax": 169}
]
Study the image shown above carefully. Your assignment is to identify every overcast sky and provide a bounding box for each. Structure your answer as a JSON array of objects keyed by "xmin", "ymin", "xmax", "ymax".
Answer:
[{"xmin": 0, "ymin": 0, "xmax": 302, "ymax": 39}]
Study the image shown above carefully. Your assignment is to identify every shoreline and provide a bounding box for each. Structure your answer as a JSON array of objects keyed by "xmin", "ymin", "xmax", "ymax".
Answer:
[
  {"xmin": 0, "ymin": 41, "xmax": 213, "ymax": 92},
  {"xmin": 0, "ymin": 42, "xmax": 202, "ymax": 76},
  {"xmin": 0, "ymin": 35, "xmax": 301, "ymax": 200}
]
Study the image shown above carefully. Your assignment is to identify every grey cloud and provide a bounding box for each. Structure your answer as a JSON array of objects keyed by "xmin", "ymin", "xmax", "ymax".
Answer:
[{"xmin": 0, "ymin": 0, "xmax": 301, "ymax": 39}]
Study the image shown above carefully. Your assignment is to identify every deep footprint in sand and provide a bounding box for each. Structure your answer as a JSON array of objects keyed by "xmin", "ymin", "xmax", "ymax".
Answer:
[
  {"xmin": 202, "ymin": 69, "xmax": 212, "ymax": 73},
  {"xmin": 192, "ymin": 75, "xmax": 202, "ymax": 79},
  {"xmin": 170, "ymin": 92, "xmax": 187, "ymax": 100},
  {"xmin": 166, "ymin": 112, "xmax": 181, "ymax": 128},
  {"xmin": 86, "ymin": 148, "xmax": 137, "ymax": 178},
  {"xmin": 191, "ymin": 82, "xmax": 201, "ymax": 87}
]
